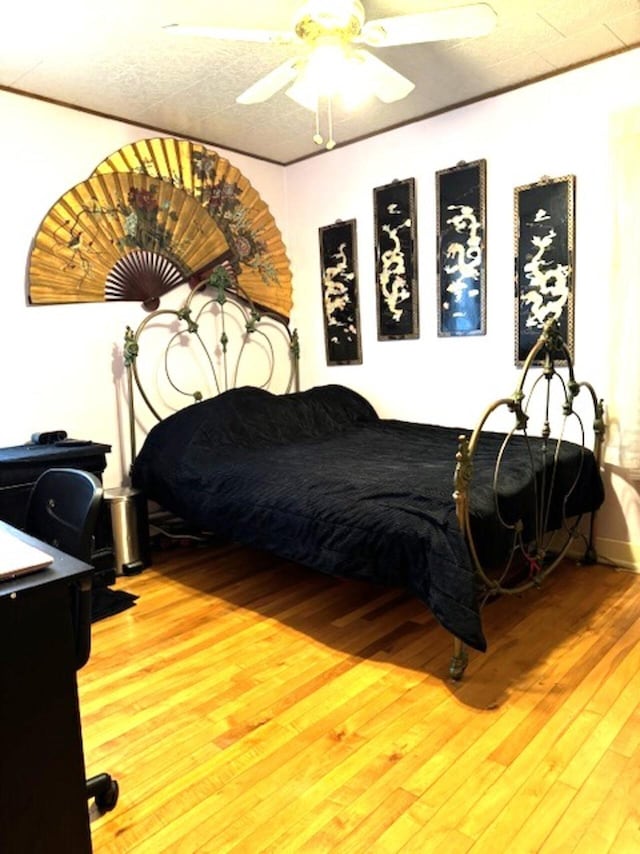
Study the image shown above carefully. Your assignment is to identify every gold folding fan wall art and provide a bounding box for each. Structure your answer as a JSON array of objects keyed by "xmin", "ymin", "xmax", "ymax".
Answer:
[
  {"xmin": 92, "ymin": 137, "xmax": 293, "ymax": 318},
  {"xmin": 29, "ymin": 172, "xmax": 231, "ymax": 308},
  {"xmin": 28, "ymin": 137, "xmax": 293, "ymax": 318}
]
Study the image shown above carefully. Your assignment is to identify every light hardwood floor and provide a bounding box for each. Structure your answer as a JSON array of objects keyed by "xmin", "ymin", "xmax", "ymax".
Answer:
[{"xmin": 80, "ymin": 540, "xmax": 640, "ymax": 853}]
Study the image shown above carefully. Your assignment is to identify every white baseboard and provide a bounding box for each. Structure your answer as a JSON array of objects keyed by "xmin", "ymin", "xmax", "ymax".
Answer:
[{"xmin": 590, "ymin": 537, "xmax": 640, "ymax": 572}]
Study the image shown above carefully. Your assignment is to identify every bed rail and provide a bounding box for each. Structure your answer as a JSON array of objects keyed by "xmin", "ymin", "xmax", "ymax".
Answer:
[
  {"xmin": 123, "ymin": 269, "xmax": 300, "ymax": 464},
  {"xmin": 450, "ymin": 319, "xmax": 605, "ymax": 679}
]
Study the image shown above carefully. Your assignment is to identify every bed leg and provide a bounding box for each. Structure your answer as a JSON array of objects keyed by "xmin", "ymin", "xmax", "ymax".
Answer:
[
  {"xmin": 582, "ymin": 511, "xmax": 598, "ymax": 565},
  {"xmin": 449, "ymin": 637, "xmax": 468, "ymax": 681}
]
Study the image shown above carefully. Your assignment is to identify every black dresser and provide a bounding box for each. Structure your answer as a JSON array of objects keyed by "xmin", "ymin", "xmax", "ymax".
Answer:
[
  {"xmin": 0, "ymin": 441, "xmax": 111, "ymax": 527},
  {"xmin": 0, "ymin": 442, "xmax": 114, "ymax": 581}
]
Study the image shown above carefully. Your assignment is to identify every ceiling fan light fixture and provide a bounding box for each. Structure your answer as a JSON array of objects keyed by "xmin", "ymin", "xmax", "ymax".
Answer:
[
  {"xmin": 285, "ymin": 41, "xmax": 372, "ymax": 151},
  {"xmin": 170, "ymin": 1, "xmax": 498, "ymax": 153},
  {"xmin": 285, "ymin": 77, "xmax": 319, "ymax": 112},
  {"xmin": 287, "ymin": 43, "xmax": 369, "ymax": 107},
  {"xmin": 356, "ymin": 50, "xmax": 415, "ymax": 103}
]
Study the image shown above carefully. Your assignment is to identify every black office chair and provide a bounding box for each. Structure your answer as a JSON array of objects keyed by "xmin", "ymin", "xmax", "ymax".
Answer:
[{"xmin": 25, "ymin": 467, "xmax": 119, "ymax": 813}]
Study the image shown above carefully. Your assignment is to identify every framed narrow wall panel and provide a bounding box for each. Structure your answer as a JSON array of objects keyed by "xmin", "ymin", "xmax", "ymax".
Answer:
[
  {"xmin": 319, "ymin": 219, "xmax": 362, "ymax": 366},
  {"xmin": 514, "ymin": 174, "xmax": 575, "ymax": 365},
  {"xmin": 373, "ymin": 178, "xmax": 419, "ymax": 340},
  {"xmin": 436, "ymin": 159, "xmax": 486, "ymax": 336}
]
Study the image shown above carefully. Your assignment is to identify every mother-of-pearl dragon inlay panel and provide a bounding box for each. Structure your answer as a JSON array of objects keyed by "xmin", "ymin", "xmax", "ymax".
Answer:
[
  {"xmin": 319, "ymin": 219, "xmax": 362, "ymax": 366},
  {"xmin": 436, "ymin": 160, "xmax": 486, "ymax": 337},
  {"xmin": 374, "ymin": 178, "xmax": 419, "ymax": 340},
  {"xmin": 515, "ymin": 175, "xmax": 575, "ymax": 365}
]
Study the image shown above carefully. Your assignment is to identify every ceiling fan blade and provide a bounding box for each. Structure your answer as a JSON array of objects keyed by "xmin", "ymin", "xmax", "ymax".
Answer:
[
  {"xmin": 162, "ymin": 23, "xmax": 295, "ymax": 45},
  {"xmin": 355, "ymin": 50, "xmax": 415, "ymax": 103},
  {"xmin": 360, "ymin": 3, "xmax": 497, "ymax": 47},
  {"xmin": 236, "ymin": 59, "xmax": 300, "ymax": 104}
]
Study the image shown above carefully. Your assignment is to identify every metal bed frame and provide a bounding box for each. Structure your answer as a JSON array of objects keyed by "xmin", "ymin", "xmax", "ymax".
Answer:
[
  {"xmin": 451, "ymin": 320, "xmax": 605, "ymax": 677},
  {"xmin": 123, "ymin": 274, "xmax": 604, "ymax": 680},
  {"xmin": 123, "ymin": 270, "xmax": 300, "ymax": 463}
]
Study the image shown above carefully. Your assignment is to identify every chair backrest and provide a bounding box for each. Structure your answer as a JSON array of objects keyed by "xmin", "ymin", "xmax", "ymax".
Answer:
[{"xmin": 25, "ymin": 467, "xmax": 103, "ymax": 563}]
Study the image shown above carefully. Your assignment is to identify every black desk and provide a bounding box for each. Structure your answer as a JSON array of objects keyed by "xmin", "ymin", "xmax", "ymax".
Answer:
[{"xmin": 0, "ymin": 521, "xmax": 93, "ymax": 854}]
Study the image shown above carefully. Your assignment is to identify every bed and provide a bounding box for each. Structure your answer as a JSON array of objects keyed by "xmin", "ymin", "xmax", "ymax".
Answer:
[{"xmin": 124, "ymin": 275, "xmax": 605, "ymax": 679}]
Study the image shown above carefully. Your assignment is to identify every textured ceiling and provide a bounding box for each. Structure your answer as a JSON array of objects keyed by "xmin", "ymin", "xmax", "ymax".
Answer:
[{"xmin": 2, "ymin": 0, "xmax": 639, "ymax": 164}]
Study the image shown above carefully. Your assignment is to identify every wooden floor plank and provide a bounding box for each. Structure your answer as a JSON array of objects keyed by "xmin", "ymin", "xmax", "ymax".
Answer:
[
  {"xmin": 186, "ymin": 653, "xmax": 452, "ymax": 851},
  {"xmin": 506, "ymin": 779, "xmax": 579, "ymax": 852},
  {"xmin": 608, "ymin": 815, "xmax": 640, "ymax": 853},
  {"xmin": 456, "ymin": 590, "xmax": 640, "ymax": 841},
  {"xmin": 574, "ymin": 748, "xmax": 640, "ymax": 852},
  {"xmin": 80, "ymin": 542, "xmax": 640, "ymax": 852}
]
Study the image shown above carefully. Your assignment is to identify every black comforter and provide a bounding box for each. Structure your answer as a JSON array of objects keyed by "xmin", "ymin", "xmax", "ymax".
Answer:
[{"xmin": 132, "ymin": 384, "xmax": 604, "ymax": 652}]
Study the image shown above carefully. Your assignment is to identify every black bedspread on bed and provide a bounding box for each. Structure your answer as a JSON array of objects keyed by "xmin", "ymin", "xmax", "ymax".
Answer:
[{"xmin": 132, "ymin": 385, "xmax": 604, "ymax": 652}]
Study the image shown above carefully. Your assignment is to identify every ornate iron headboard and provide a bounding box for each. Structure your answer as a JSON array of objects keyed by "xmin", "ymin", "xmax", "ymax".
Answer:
[
  {"xmin": 123, "ymin": 270, "xmax": 300, "ymax": 464},
  {"xmin": 454, "ymin": 319, "xmax": 605, "ymax": 599}
]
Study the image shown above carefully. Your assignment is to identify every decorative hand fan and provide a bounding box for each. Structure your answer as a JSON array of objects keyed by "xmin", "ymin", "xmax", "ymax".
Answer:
[
  {"xmin": 92, "ymin": 137, "xmax": 293, "ymax": 319},
  {"xmin": 28, "ymin": 173, "xmax": 232, "ymax": 309}
]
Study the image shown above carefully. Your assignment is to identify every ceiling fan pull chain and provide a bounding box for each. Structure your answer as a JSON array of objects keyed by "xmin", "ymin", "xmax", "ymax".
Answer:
[
  {"xmin": 312, "ymin": 102, "xmax": 323, "ymax": 146},
  {"xmin": 326, "ymin": 97, "xmax": 336, "ymax": 151}
]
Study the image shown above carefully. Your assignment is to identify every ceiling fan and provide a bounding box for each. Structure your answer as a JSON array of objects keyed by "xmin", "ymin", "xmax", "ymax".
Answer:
[{"xmin": 165, "ymin": 1, "xmax": 497, "ymax": 150}]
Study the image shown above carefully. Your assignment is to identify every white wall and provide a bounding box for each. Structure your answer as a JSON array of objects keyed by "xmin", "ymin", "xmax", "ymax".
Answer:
[
  {"xmin": 0, "ymin": 90, "xmax": 287, "ymax": 488},
  {"xmin": 286, "ymin": 53, "xmax": 637, "ymax": 421},
  {"xmin": 285, "ymin": 48, "xmax": 640, "ymax": 567}
]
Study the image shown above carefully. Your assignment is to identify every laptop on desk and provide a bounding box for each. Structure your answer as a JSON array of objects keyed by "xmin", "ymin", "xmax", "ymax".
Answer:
[{"xmin": 0, "ymin": 528, "xmax": 54, "ymax": 580}]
